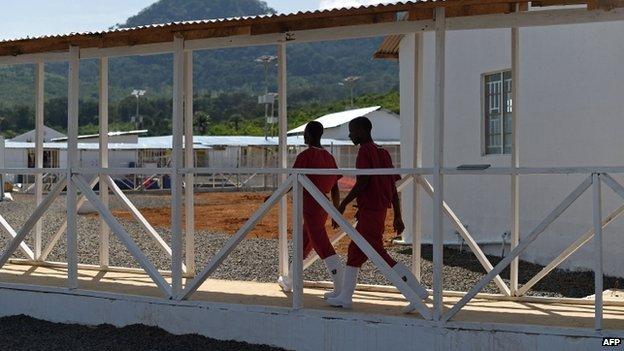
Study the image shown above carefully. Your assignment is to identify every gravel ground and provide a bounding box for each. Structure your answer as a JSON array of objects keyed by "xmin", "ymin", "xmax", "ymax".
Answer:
[
  {"xmin": 1, "ymin": 193, "xmax": 623, "ymax": 298},
  {"xmin": 0, "ymin": 315, "xmax": 286, "ymax": 351}
]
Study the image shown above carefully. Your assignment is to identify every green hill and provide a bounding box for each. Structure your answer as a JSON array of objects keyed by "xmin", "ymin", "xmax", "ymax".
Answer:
[
  {"xmin": 122, "ymin": 0, "xmax": 275, "ymax": 26},
  {"xmin": 0, "ymin": 0, "xmax": 399, "ymax": 136}
]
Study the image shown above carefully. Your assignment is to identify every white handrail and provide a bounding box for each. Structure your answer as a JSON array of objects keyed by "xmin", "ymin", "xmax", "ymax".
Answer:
[
  {"xmin": 0, "ymin": 166, "xmax": 619, "ymax": 330},
  {"xmin": 443, "ymin": 176, "xmax": 593, "ymax": 322}
]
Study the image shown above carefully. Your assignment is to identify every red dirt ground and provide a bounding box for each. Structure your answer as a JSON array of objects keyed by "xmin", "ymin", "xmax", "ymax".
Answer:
[{"xmin": 112, "ymin": 192, "xmax": 401, "ymax": 254}]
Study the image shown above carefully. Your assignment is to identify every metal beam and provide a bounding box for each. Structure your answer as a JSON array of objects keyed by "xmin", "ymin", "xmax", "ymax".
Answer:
[
  {"xmin": 72, "ymin": 175, "xmax": 172, "ymax": 297},
  {"xmin": 292, "ymin": 175, "xmax": 304, "ymax": 309},
  {"xmin": 432, "ymin": 6, "xmax": 446, "ymax": 321},
  {"xmin": 184, "ymin": 50, "xmax": 195, "ymax": 276},
  {"xmin": 2, "ymin": 8, "xmax": 624, "ymax": 66},
  {"xmin": 517, "ymin": 202, "xmax": 624, "ymax": 296},
  {"xmin": 171, "ymin": 35, "xmax": 185, "ymax": 297},
  {"xmin": 104, "ymin": 176, "xmax": 186, "ymax": 273},
  {"xmin": 277, "ymin": 43, "xmax": 288, "ymax": 278},
  {"xmin": 442, "ymin": 176, "xmax": 592, "ymax": 322},
  {"xmin": 0, "ymin": 52, "xmax": 69, "ymax": 66},
  {"xmin": 34, "ymin": 60, "xmax": 45, "ymax": 260},
  {"xmin": 39, "ymin": 176, "xmax": 99, "ymax": 262},
  {"xmin": 0, "ymin": 216, "xmax": 35, "ymax": 259},
  {"xmin": 592, "ymin": 173, "xmax": 603, "ymax": 331},
  {"xmin": 412, "ymin": 32, "xmax": 424, "ymax": 281},
  {"xmin": 80, "ymin": 42, "xmax": 174, "ymax": 60},
  {"xmin": 446, "ymin": 7, "xmax": 624, "ymax": 30},
  {"xmin": 99, "ymin": 56, "xmax": 110, "ymax": 268},
  {"xmin": 417, "ymin": 176, "xmax": 511, "ymax": 295},
  {"xmin": 181, "ymin": 176, "xmax": 294, "ymax": 300},
  {"xmin": 0, "ymin": 177, "xmax": 67, "ymax": 269},
  {"xmin": 510, "ymin": 11, "xmax": 521, "ymax": 296},
  {"xmin": 66, "ymin": 45, "xmax": 80, "ymax": 289}
]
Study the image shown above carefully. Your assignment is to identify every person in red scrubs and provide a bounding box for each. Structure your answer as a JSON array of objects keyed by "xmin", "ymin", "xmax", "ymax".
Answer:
[
  {"xmin": 327, "ymin": 116, "xmax": 428, "ymax": 310},
  {"xmin": 278, "ymin": 121, "xmax": 344, "ymax": 299}
]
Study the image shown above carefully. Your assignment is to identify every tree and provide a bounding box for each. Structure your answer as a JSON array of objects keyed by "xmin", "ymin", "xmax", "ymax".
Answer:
[
  {"xmin": 230, "ymin": 113, "xmax": 243, "ymax": 132},
  {"xmin": 194, "ymin": 111, "xmax": 211, "ymax": 135}
]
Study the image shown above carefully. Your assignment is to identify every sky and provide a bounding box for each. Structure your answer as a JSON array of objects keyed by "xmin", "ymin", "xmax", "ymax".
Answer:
[{"xmin": 0, "ymin": 1, "xmax": 393, "ymax": 41}]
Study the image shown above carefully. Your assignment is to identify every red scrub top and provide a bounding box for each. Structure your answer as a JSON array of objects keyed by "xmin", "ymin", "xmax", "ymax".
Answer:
[
  {"xmin": 355, "ymin": 142, "xmax": 400, "ymax": 211},
  {"xmin": 293, "ymin": 147, "xmax": 341, "ymax": 210}
]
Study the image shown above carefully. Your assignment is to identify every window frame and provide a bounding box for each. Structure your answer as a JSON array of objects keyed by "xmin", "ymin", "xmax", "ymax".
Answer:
[{"xmin": 481, "ymin": 68, "xmax": 513, "ymax": 156}]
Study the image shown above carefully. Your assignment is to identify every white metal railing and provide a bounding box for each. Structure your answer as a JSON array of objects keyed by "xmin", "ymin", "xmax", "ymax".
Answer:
[{"xmin": 0, "ymin": 166, "xmax": 618, "ymax": 330}]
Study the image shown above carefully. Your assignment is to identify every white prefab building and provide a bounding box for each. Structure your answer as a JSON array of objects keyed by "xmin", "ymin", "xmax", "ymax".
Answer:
[
  {"xmin": 387, "ymin": 19, "xmax": 624, "ymax": 278},
  {"xmin": 288, "ymin": 106, "xmax": 401, "ymax": 142},
  {"xmin": 50, "ymin": 129, "xmax": 148, "ymax": 144},
  {"xmin": 10, "ymin": 126, "xmax": 66, "ymax": 143}
]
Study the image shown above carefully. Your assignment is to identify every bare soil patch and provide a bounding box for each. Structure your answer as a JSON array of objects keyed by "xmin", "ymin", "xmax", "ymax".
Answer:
[{"xmin": 111, "ymin": 191, "xmax": 402, "ymax": 254}]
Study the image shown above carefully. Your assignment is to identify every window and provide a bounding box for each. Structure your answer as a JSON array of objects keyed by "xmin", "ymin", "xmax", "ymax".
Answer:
[
  {"xmin": 27, "ymin": 149, "xmax": 60, "ymax": 168},
  {"xmin": 484, "ymin": 70, "xmax": 513, "ymax": 155}
]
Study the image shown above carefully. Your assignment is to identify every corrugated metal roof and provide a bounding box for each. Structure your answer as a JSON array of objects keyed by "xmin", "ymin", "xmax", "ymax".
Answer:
[
  {"xmin": 4, "ymin": 134, "xmax": 399, "ymax": 151},
  {"xmin": 375, "ymin": 34, "xmax": 404, "ymax": 59},
  {"xmin": 4, "ymin": 141, "xmax": 169, "ymax": 150},
  {"xmin": 140, "ymin": 135, "xmax": 377, "ymax": 147},
  {"xmin": 288, "ymin": 106, "xmax": 383, "ymax": 135},
  {"xmin": 50, "ymin": 130, "xmax": 148, "ymax": 142},
  {"xmin": 0, "ymin": 1, "xmax": 429, "ymax": 46}
]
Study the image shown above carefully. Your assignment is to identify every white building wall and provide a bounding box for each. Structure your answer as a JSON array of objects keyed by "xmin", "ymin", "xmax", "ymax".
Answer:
[
  {"xmin": 410, "ymin": 21, "xmax": 624, "ymax": 276},
  {"xmin": 79, "ymin": 150, "xmax": 137, "ymax": 168},
  {"xmin": 322, "ymin": 110, "xmax": 401, "ymax": 141},
  {"xmin": 78, "ymin": 135, "xmax": 139, "ymax": 144},
  {"xmin": 4, "ymin": 149, "xmax": 27, "ymax": 169}
]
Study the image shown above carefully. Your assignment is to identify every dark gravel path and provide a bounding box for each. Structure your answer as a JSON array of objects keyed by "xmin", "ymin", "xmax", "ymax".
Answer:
[{"xmin": 0, "ymin": 315, "xmax": 286, "ymax": 351}]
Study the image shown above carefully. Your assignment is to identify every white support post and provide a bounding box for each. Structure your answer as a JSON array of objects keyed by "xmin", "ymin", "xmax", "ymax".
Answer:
[
  {"xmin": 292, "ymin": 175, "xmax": 303, "ymax": 309},
  {"xmin": 171, "ymin": 35, "xmax": 185, "ymax": 297},
  {"xmin": 66, "ymin": 45, "xmax": 80, "ymax": 289},
  {"xmin": 432, "ymin": 7, "xmax": 446, "ymax": 321},
  {"xmin": 34, "ymin": 60, "xmax": 44, "ymax": 260},
  {"xmin": 592, "ymin": 173, "xmax": 603, "ymax": 330},
  {"xmin": 510, "ymin": 9, "xmax": 521, "ymax": 296},
  {"xmin": 99, "ymin": 56, "xmax": 110, "ymax": 268},
  {"xmin": 413, "ymin": 33, "xmax": 424, "ymax": 280},
  {"xmin": 398, "ymin": 33, "xmax": 424, "ymax": 280},
  {"xmin": 277, "ymin": 43, "xmax": 289, "ymax": 277},
  {"xmin": 184, "ymin": 50, "xmax": 195, "ymax": 276}
]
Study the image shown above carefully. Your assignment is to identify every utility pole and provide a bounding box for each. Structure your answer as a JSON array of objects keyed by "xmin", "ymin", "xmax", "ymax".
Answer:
[
  {"xmin": 339, "ymin": 76, "xmax": 360, "ymax": 109},
  {"xmin": 131, "ymin": 89, "xmax": 146, "ymax": 129},
  {"xmin": 255, "ymin": 55, "xmax": 277, "ymax": 139}
]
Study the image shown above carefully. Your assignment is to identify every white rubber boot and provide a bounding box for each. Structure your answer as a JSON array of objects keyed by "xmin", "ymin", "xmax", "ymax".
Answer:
[
  {"xmin": 393, "ymin": 262, "xmax": 429, "ymax": 300},
  {"xmin": 277, "ymin": 265, "xmax": 293, "ymax": 292},
  {"xmin": 327, "ymin": 266, "xmax": 358, "ymax": 309},
  {"xmin": 322, "ymin": 254, "xmax": 344, "ymax": 300}
]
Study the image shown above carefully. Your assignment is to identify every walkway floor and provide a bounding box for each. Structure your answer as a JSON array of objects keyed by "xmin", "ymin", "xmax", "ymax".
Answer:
[{"xmin": 1, "ymin": 262, "xmax": 623, "ymax": 330}]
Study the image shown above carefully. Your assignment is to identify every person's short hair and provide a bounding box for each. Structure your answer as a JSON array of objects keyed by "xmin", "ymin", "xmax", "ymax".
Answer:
[
  {"xmin": 305, "ymin": 120, "xmax": 324, "ymax": 139},
  {"xmin": 350, "ymin": 116, "xmax": 373, "ymax": 133}
]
